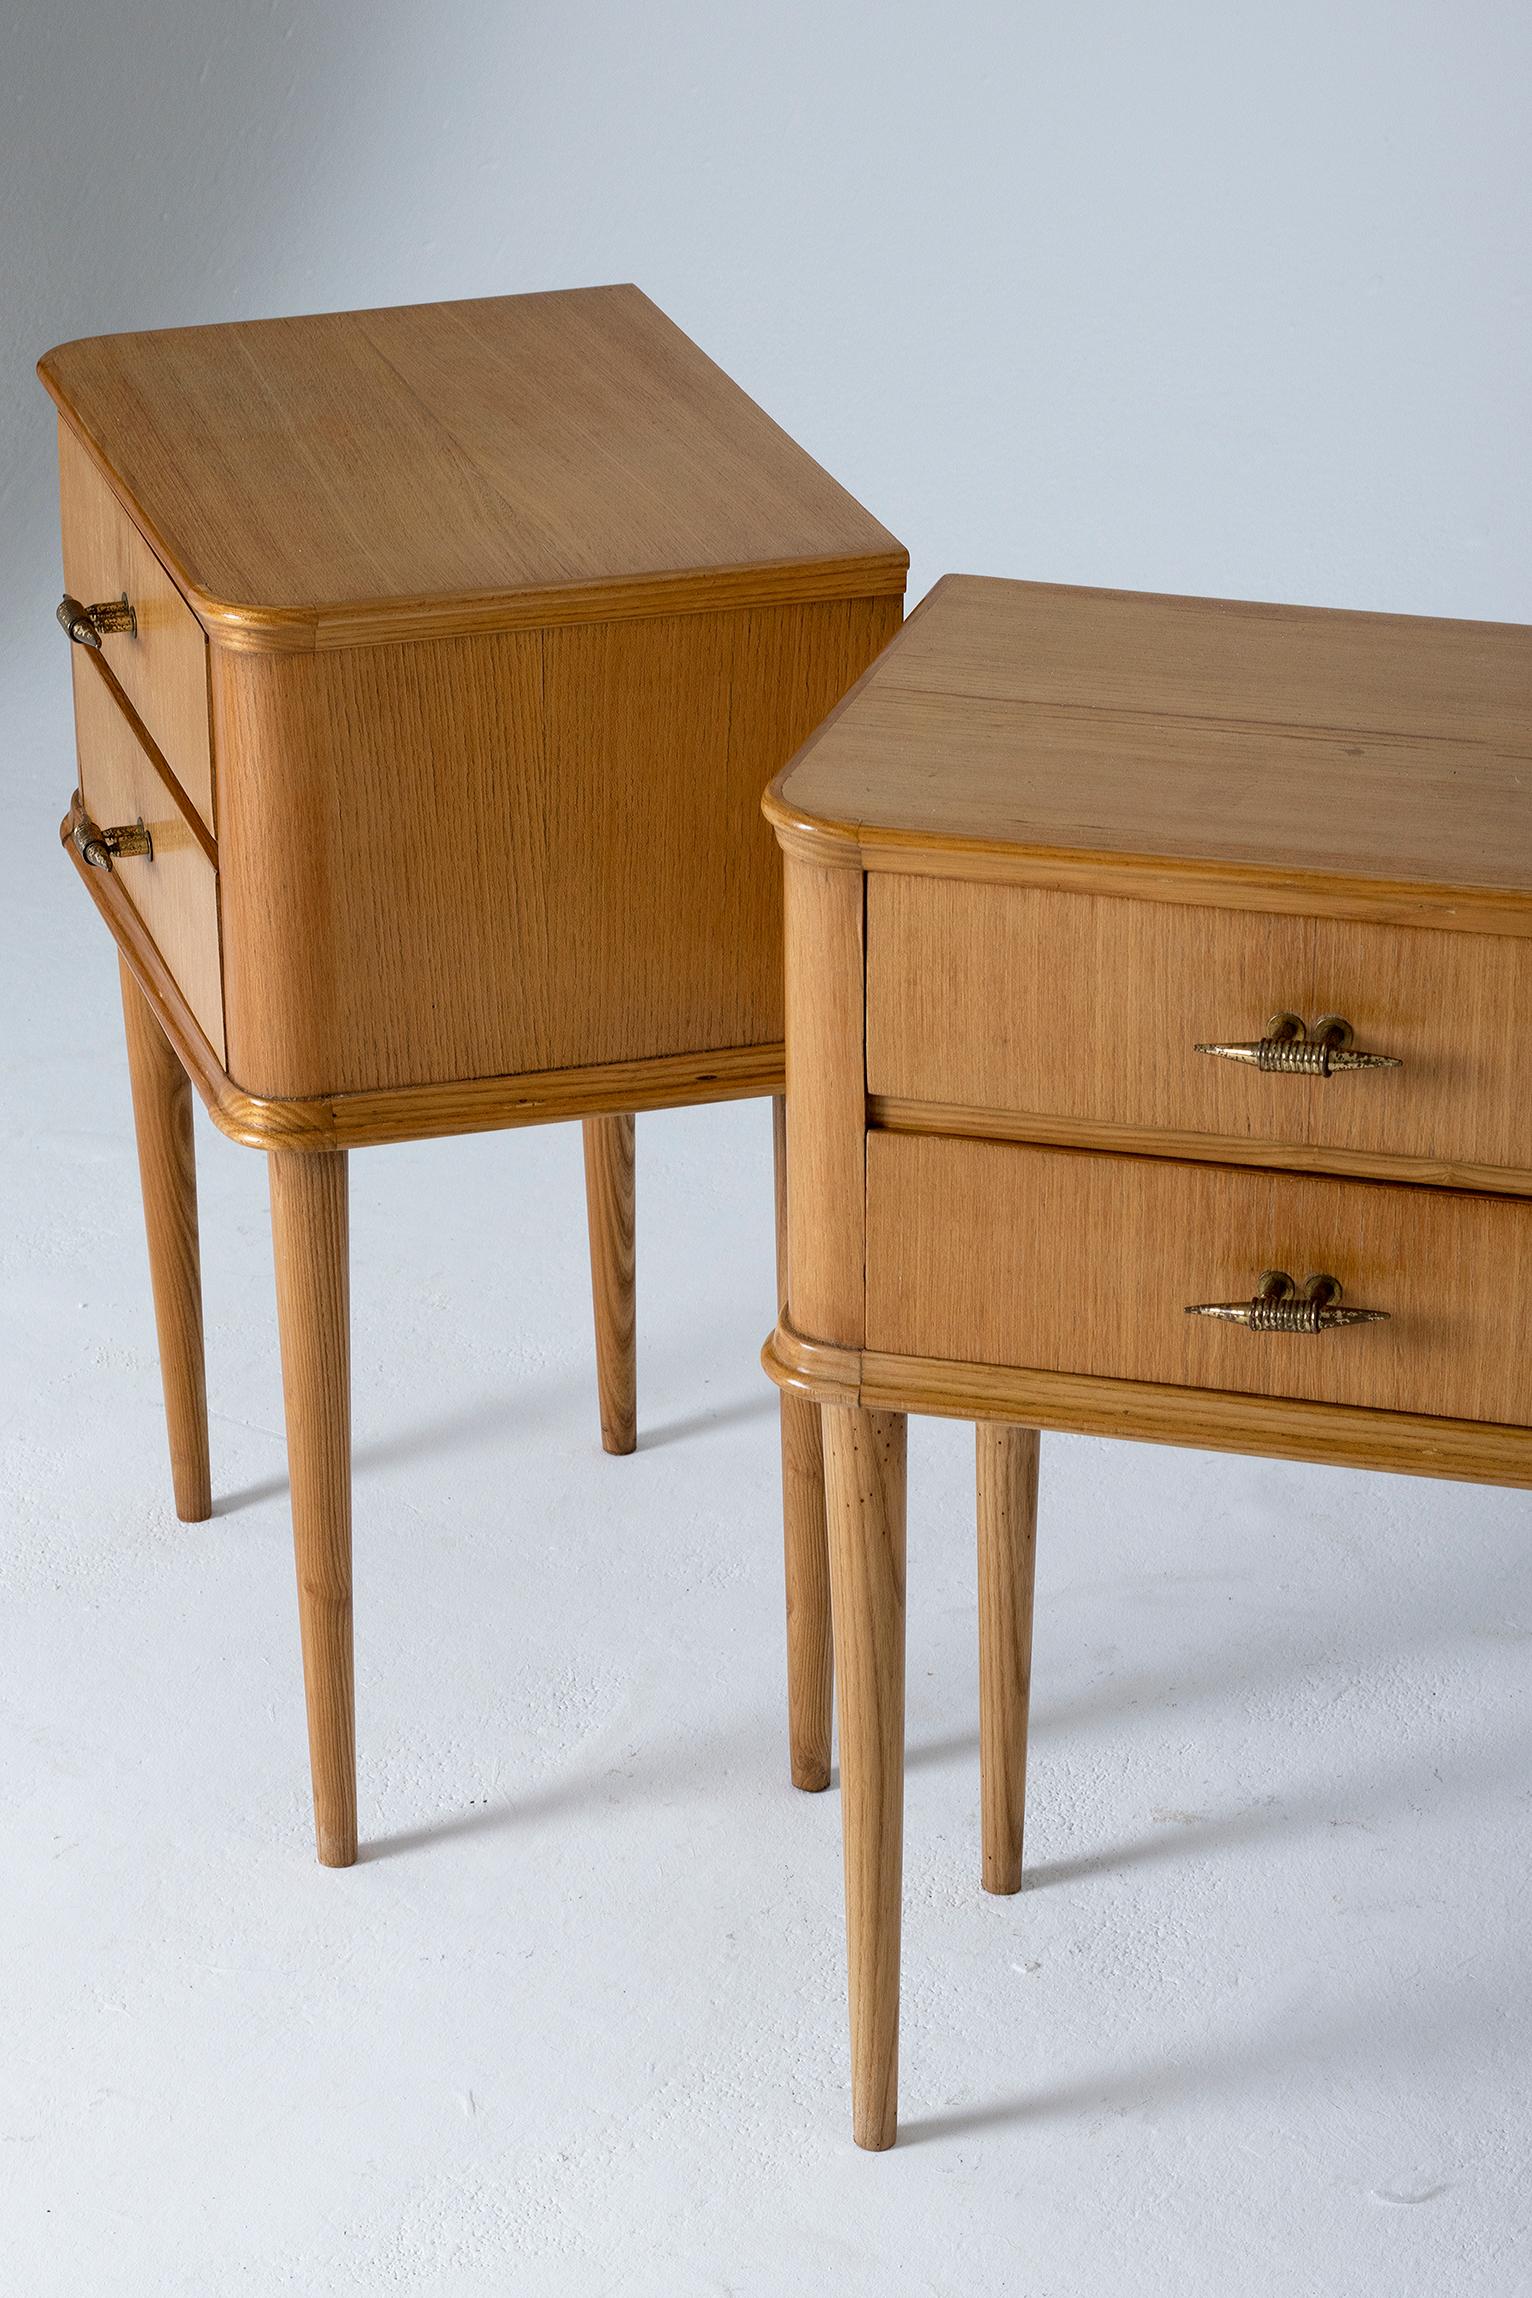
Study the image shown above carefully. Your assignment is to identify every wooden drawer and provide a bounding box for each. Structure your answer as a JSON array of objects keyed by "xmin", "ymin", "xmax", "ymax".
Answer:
[
  {"xmin": 59, "ymin": 423, "xmax": 214, "ymax": 833},
  {"xmin": 866, "ymin": 878, "xmax": 1532, "ymax": 1186},
  {"xmin": 865, "ymin": 1131, "xmax": 1532, "ymax": 1426},
  {"xmin": 73, "ymin": 659, "xmax": 224, "ymax": 1062}
]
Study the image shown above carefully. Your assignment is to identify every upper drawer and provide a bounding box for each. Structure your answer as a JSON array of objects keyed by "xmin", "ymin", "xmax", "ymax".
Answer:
[
  {"xmin": 58, "ymin": 423, "xmax": 214, "ymax": 834},
  {"xmin": 866, "ymin": 877, "xmax": 1532, "ymax": 1186},
  {"xmin": 866, "ymin": 1131, "xmax": 1532, "ymax": 1427}
]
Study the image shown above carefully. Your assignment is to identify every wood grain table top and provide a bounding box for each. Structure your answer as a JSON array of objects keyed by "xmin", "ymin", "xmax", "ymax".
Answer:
[
  {"xmin": 768, "ymin": 575, "xmax": 1532, "ymax": 929},
  {"xmin": 40, "ymin": 286, "xmax": 906, "ymax": 652}
]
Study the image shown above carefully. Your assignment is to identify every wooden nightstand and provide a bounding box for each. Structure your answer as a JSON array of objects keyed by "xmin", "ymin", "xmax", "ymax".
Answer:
[
  {"xmin": 41, "ymin": 287, "xmax": 905, "ymax": 1866},
  {"xmin": 763, "ymin": 574, "xmax": 1532, "ymax": 2148}
]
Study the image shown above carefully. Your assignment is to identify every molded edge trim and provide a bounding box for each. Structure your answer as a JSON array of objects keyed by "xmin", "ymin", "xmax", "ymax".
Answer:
[
  {"xmin": 762, "ymin": 1314, "xmax": 1532, "ymax": 1488},
  {"xmin": 762, "ymin": 812, "xmax": 1532, "ymax": 933},
  {"xmin": 760, "ymin": 1319, "xmax": 862, "ymax": 1404},
  {"xmin": 203, "ymin": 556, "xmax": 911, "ymax": 655}
]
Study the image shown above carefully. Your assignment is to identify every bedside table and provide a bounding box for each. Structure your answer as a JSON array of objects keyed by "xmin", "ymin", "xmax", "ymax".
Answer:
[
  {"xmin": 763, "ymin": 574, "xmax": 1532, "ymax": 2148},
  {"xmin": 41, "ymin": 287, "xmax": 905, "ymax": 1866}
]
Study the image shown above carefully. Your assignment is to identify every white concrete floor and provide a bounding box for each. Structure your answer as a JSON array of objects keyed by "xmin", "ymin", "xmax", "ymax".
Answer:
[{"xmin": 4, "ymin": 667, "xmax": 1530, "ymax": 2295}]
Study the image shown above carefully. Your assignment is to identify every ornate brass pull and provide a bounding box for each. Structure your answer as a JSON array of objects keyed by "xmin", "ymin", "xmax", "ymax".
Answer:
[
  {"xmin": 1186, "ymin": 1269, "xmax": 1389, "ymax": 1333},
  {"xmin": 71, "ymin": 809, "xmax": 152, "ymax": 871},
  {"xmin": 57, "ymin": 593, "xmax": 136, "ymax": 648},
  {"xmin": 1195, "ymin": 1012, "xmax": 1400, "ymax": 1077}
]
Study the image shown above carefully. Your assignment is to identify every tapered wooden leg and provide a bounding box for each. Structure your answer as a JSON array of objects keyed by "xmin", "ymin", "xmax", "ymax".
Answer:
[
  {"xmin": 822, "ymin": 1404, "xmax": 907, "ymax": 2151},
  {"xmin": 774, "ymin": 1095, "xmax": 833, "ymax": 1790},
  {"xmin": 118, "ymin": 956, "xmax": 211, "ymax": 1523},
  {"xmin": 582, "ymin": 1113, "xmax": 636, "ymax": 1455},
  {"xmin": 976, "ymin": 1421, "xmax": 1040, "ymax": 1895},
  {"xmin": 780, "ymin": 1393, "xmax": 834, "ymax": 1789},
  {"xmin": 269, "ymin": 1151, "xmax": 355, "ymax": 1868}
]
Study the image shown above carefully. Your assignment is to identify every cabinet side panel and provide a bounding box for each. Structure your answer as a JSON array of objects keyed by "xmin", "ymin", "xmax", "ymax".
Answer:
[
  {"xmin": 537, "ymin": 610, "xmax": 736, "ymax": 1065},
  {"xmin": 215, "ymin": 629, "xmax": 545, "ymax": 1097},
  {"xmin": 214, "ymin": 596, "xmax": 898, "ymax": 1100},
  {"xmin": 784, "ymin": 852, "xmax": 867, "ymax": 1347},
  {"xmin": 717, "ymin": 592, "xmax": 902, "ymax": 1049}
]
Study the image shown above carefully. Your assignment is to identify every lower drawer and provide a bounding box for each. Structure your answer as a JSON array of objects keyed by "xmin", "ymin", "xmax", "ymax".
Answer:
[
  {"xmin": 74, "ymin": 662, "xmax": 225, "ymax": 1062},
  {"xmin": 865, "ymin": 1131, "xmax": 1532, "ymax": 1426}
]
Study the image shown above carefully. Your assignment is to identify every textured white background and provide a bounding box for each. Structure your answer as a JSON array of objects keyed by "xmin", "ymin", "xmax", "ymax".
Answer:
[{"xmin": 2, "ymin": 5, "xmax": 1530, "ymax": 2291}]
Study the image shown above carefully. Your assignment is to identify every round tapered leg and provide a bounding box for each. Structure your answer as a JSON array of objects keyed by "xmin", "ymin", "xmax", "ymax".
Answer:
[
  {"xmin": 118, "ymin": 957, "xmax": 211, "ymax": 1523},
  {"xmin": 976, "ymin": 1422, "xmax": 1040, "ymax": 1895},
  {"xmin": 774, "ymin": 1096, "xmax": 833, "ymax": 1789},
  {"xmin": 822, "ymin": 1404, "xmax": 907, "ymax": 2151},
  {"xmin": 582, "ymin": 1113, "xmax": 636, "ymax": 1455},
  {"xmin": 269, "ymin": 1150, "xmax": 355, "ymax": 1868},
  {"xmin": 780, "ymin": 1391, "xmax": 834, "ymax": 1789}
]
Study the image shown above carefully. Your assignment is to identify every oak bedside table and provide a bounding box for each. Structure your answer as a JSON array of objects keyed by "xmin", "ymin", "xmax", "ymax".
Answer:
[
  {"xmin": 762, "ymin": 573, "xmax": 1532, "ymax": 2148},
  {"xmin": 41, "ymin": 287, "xmax": 905, "ymax": 1867}
]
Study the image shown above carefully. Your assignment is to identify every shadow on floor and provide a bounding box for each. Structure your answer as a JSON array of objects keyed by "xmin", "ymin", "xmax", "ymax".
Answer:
[
  {"xmin": 212, "ymin": 1384, "xmax": 776, "ymax": 1513},
  {"xmin": 894, "ymin": 1963, "xmax": 1487, "ymax": 2150},
  {"xmin": 361, "ymin": 1713, "xmax": 773, "ymax": 1861},
  {"xmin": 637, "ymin": 1391, "xmax": 776, "ymax": 1449}
]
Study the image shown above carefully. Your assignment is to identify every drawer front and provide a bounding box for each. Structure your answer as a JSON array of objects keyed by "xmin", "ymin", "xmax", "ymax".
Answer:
[
  {"xmin": 866, "ymin": 878, "xmax": 1532, "ymax": 1182},
  {"xmin": 58, "ymin": 423, "xmax": 214, "ymax": 833},
  {"xmin": 74, "ymin": 659, "xmax": 224, "ymax": 1062},
  {"xmin": 866, "ymin": 1131, "xmax": 1532, "ymax": 1426}
]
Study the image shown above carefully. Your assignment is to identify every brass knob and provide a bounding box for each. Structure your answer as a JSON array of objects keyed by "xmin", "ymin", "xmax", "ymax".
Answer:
[
  {"xmin": 1195, "ymin": 1012, "xmax": 1401, "ymax": 1076},
  {"xmin": 72, "ymin": 810, "xmax": 152, "ymax": 871},
  {"xmin": 57, "ymin": 593, "xmax": 137, "ymax": 648},
  {"xmin": 1185, "ymin": 1269, "xmax": 1389, "ymax": 1333}
]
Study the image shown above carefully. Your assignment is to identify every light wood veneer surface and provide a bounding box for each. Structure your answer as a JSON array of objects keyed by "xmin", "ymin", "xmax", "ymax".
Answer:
[
  {"xmin": 866, "ymin": 1132, "xmax": 1532, "ymax": 1428},
  {"xmin": 771, "ymin": 576, "xmax": 1532, "ymax": 927},
  {"xmin": 59, "ymin": 424, "xmax": 214, "ymax": 826},
  {"xmin": 867, "ymin": 878, "xmax": 1532, "ymax": 1184},
  {"xmin": 40, "ymin": 287, "xmax": 906, "ymax": 650},
  {"xmin": 766, "ymin": 569, "xmax": 1532, "ymax": 2156},
  {"xmin": 213, "ymin": 596, "xmax": 896, "ymax": 1098},
  {"xmin": 72, "ymin": 662, "xmax": 224, "ymax": 1062}
]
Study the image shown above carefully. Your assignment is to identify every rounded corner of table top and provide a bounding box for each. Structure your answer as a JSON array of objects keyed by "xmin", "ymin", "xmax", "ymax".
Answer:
[
  {"xmin": 761, "ymin": 779, "xmax": 864, "ymax": 868},
  {"xmin": 763, "ymin": 1318, "xmax": 863, "ymax": 1403}
]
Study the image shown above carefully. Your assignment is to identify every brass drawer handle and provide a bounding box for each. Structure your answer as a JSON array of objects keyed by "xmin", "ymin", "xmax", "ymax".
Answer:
[
  {"xmin": 1186, "ymin": 1269, "xmax": 1389, "ymax": 1333},
  {"xmin": 71, "ymin": 809, "xmax": 152, "ymax": 871},
  {"xmin": 1195, "ymin": 1012, "xmax": 1401, "ymax": 1076},
  {"xmin": 57, "ymin": 592, "xmax": 137, "ymax": 648}
]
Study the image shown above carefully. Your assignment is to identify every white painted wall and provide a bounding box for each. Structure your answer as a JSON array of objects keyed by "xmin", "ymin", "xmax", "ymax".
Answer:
[{"xmin": 5, "ymin": 0, "xmax": 1530, "ymax": 676}]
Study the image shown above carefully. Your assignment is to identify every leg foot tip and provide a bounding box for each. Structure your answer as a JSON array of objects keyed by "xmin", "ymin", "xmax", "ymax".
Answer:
[
  {"xmin": 853, "ymin": 2123, "xmax": 898, "ymax": 2153},
  {"xmin": 791, "ymin": 1760, "xmax": 832, "ymax": 1793}
]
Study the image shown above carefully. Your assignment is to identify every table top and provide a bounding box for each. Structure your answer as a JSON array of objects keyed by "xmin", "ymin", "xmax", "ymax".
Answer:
[
  {"xmin": 40, "ymin": 286, "xmax": 905, "ymax": 650},
  {"xmin": 769, "ymin": 575, "xmax": 1532, "ymax": 926}
]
